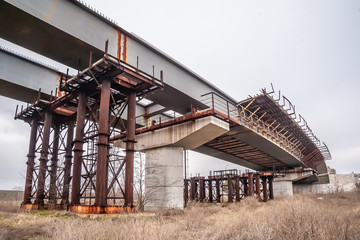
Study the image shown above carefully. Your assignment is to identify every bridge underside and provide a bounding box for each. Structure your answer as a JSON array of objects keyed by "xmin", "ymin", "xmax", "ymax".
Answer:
[{"xmin": 196, "ymin": 125, "xmax": 307, "ymax": 171}]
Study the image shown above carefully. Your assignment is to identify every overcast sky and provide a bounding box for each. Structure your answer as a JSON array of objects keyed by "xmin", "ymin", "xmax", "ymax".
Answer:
[{"xmin": 1, "ymin": 0, "xmax": 359, "ymax": 189}]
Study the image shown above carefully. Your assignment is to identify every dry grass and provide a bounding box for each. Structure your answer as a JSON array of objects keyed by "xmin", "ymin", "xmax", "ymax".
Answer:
[
  {"xmin": 0, "ymin": 201, "xmax": 22, "ymax": 213},
  {"xmin": 0, "ymin": 193, "xmax": 360, "ymax": 240}
]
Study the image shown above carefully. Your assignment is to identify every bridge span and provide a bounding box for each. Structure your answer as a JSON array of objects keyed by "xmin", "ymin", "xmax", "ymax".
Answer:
[{"xmin": 0, "ymin": 0, "xmax": 330, "ymax": 212}]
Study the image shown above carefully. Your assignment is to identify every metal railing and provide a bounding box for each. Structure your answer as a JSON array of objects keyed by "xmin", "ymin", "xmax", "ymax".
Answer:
[{"xmin": 200, "ymin": 92, "xmax": 303, "ymax": 160}]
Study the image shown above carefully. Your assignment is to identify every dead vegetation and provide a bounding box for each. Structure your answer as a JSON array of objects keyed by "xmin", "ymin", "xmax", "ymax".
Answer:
[{"xmin": 0, "ymin": 193, "xmax": 359, "ymax": 240}]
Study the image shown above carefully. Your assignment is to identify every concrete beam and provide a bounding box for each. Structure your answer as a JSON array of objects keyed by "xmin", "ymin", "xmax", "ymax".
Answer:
[{"xmin": 116, "ymin": 116, "xmax": 229, "ymax": 151}]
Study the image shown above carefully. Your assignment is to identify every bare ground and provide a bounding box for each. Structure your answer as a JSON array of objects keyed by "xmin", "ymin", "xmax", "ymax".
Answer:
[{"xmin": 0, "ymin": 193, "xmax": 360, "ymax": 240}]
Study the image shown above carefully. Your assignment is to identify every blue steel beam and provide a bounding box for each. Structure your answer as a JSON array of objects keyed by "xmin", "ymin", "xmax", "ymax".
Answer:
[
  {"xmin": 0, "ymin": 0, "xmax": 237, "ymax": 115},
  {"xmin": 0, "ymin": 47, "xmax": 59, "ymax": 102}
]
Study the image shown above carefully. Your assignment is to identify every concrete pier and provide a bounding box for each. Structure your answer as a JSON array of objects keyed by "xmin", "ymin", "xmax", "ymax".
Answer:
[
  {"xmin": 117, "ymin": 116, "xmax": 229, "ymax": 210},
  {"xmin": 273, "ymin": 170, "xmax": 314, "ymax": 196},
  {"xmin": 144, "ymin": 147, "xmax": 184, "ymax": 211}
]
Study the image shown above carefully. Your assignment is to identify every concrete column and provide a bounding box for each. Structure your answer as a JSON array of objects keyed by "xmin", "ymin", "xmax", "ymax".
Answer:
[{"xmin": 144, "ymin": 146, "xmax": 184, "ymax": 211}]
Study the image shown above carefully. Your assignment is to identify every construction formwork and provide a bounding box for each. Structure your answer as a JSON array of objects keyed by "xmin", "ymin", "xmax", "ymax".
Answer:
[{"xmin": 16, "ymin": 41, "xmax": 163, "ymax": 213}]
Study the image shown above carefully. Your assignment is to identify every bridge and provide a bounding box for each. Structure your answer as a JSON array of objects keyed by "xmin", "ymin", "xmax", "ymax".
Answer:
[{"xmin": 0, "ymin": 0, "xmax": 330, "ymax": 212}]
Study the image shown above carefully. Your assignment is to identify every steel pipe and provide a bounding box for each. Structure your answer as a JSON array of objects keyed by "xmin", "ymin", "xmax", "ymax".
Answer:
[
  {"xmin": 23, "ymin": 117, "xmax": 38, "ymax": 204},
  {"xmin": 95, "ymin": 79, "xmax": 111, "ymax": 206},
  {"xmin": 124, "ymin": 92, "xmax": 136, "ymax": 206},
  {"xmin": 35, "ymin": 111, "xmax": 52, "ymax": 206},
  {"xmin": 71, "ymin": 91, "xmax": 86, "ymax": 205}
]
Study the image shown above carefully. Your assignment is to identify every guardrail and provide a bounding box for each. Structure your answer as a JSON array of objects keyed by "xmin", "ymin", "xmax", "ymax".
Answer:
[{"xmin": 200, "ymin": 92, "xmax": 303, "ymax": 160}]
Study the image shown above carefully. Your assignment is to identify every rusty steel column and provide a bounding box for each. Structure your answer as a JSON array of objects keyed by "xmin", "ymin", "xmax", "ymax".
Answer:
[
  {"xmin": 208, "ymin": 179, "xmax": 213, "ymax": 203},
  {"xmin": 269, "ymin": 177, "xmax": 274, "ymax": 200},
  {"xmin": 35, "ymin": 111, "xmax": 52, "ymax": 206},
  {"xmin": 190, "ymin": 178, "xmax": 196, "ymax": 201},
  {"xmin": 124, "ymin": 91, "xmax": 136, "ymax": 207},
  {"xmin": 95, "ymin": 79, "xmax": 111, "ymax": 207},
  {"xmin": 184, "ymin": 179, "xmax": 189, "ymax": 205},
  {"xmin": 216, "ymin": 178, "xmax": 221, "ymax": 203},
  {"xmin": 227, "ymin": 175, "xmax": 233, "ymax": 203},
  {"xmin": 248, "ymin": 173, "xmax": 254, "ymax": 196},
  {"xmin": 62, "ymin": 120, "xmax": 74, "ymax": 205},
  {"xmin": 262, "ymin": 177, "xmax": 268, "ymax": 202},
  {"xmin": 71, "ymin": 92, "xmax": 86, "ymax": 205},
  {"xmin": 243, "ymin": 178, "xmax": 248, "ymax": 197},
  {"xmin": 255, "ymin": 174, "xmax": 261, "ymax": 199},
  {"xmin": 23, "ymin": 117, "xmax": 38, "ymax": 204},
  {"xmin": 49, "ymin": 123, "xmax": 60, "ymax": 205},
  {"xmin": 235, "ymin": 176, "xmax": 240, "ymax": 202},
  {"xmin": 199, "ymin": 179, "xmax": 205, "ymax": 202}
]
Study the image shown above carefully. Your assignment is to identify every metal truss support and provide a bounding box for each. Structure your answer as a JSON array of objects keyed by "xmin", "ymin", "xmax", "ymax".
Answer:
[
  {"xmin": 71, "ymin": 92, "xmax": 86, "ymax": 205},
  {"xmin": 95, "ymin": 79, "xmax": 111, "ymax": 206},
  {"xmin": 35, "ymin": 112, "xmax": 52, "ymax": 206},
  {"xmin": 124, "ymin": 92, "xmax": 136, "ymax": 207},
  {"xmin": 23, "ymin": 117, "xmax": 38, "ymax": 204}
]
